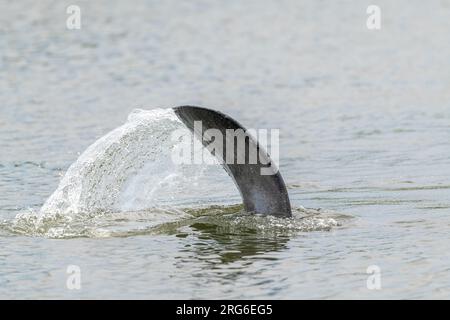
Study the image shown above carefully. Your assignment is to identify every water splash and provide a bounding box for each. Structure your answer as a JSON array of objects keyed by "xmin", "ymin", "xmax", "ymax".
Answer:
[
  {"xmin": 40, "ymin": 108, "xmax": 190, "ymax": 215},
  {"xmin": 3, "ymin": 108, "xmax": 346, "ymax": 238},
  {"xmin": 4, "ymin": 205, "xmax": 345, "ymax": 239}
]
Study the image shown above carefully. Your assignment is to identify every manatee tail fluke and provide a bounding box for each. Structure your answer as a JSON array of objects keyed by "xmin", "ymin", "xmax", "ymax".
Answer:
[{"xmin": 173, "ymin": 106, "xmax": 292, "ymax": 218}]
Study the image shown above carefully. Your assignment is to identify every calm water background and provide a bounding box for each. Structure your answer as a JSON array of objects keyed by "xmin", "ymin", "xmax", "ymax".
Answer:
[{"xmin": 1, "ymin": 0, "xmax": 450, "ymax": 299}]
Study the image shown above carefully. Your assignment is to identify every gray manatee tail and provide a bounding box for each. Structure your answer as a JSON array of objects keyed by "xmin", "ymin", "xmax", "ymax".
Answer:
[{"xmin": 173, "ymin": 106, "xmax": 292, "ymax": 218}]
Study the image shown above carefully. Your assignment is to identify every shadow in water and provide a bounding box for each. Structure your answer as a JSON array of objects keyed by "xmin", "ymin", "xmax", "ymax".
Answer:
[
  {"xmin": 189, "ymin": 222, "xmax": 289, "ymax": 264},
  {"xmin": 172, "ymin": 212, "xmax": 292, "ymax": 275}
]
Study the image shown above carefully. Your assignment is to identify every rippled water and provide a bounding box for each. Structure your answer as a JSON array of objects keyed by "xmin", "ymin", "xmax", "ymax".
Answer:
[{"xmin": 1, "ymin": 0, "xmax": 450, "ymax": 299}]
